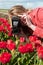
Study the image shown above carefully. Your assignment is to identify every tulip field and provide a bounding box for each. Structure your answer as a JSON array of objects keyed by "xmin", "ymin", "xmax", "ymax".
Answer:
[{"xmin": 0, "ymin": 10, "xmax": 43, "ymax": 65}]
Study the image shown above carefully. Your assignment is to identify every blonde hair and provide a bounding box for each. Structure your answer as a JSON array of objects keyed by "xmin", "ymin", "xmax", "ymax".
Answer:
[{"xmin": 9, "ymin": 5, "xmax": 27, "ymax": 16}]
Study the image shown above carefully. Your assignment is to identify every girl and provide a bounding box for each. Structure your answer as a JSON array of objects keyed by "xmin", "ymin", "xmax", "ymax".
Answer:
[
  {"xmin": 8, "ymin": 5, "xmax": 32, "ymax": 37},
  {"xmin": 21, "ymin": 8, "xmax": 43, "ymax": 39}
]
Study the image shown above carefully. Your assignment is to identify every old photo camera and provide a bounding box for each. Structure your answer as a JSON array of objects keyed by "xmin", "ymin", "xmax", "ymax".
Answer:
[{"xmin": 12, "ymin": 16, "xmax": 21, "ymax": 34}]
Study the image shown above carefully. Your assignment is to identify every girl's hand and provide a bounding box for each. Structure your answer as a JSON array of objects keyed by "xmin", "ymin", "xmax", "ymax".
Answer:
[
  {"xmin": 19, "ymin": 13, "xmax": 33, "ymax": 26},
  {"xmin": 19, "ymin": 14, "xmax": 27, "ymax": 25},
  {"xmin": 18, "ymin": 13, "xmax": 36, "ymax": 31}
]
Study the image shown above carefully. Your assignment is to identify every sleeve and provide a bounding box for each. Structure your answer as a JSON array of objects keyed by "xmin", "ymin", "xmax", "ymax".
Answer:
[{"xmin": 33, "ymin": 26, "xmax": 43, "ymax": 38}]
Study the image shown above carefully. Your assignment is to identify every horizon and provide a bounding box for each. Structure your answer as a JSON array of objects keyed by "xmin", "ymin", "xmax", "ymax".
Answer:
[{"xmin": 0, "ymin": 0, "xmax": 43, "ymax": 9}]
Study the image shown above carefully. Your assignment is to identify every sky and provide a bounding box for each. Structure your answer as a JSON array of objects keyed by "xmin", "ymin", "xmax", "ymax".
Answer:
[{"xmin": 0, "ymin": 0, "xmax": 43, "ymax": 9}]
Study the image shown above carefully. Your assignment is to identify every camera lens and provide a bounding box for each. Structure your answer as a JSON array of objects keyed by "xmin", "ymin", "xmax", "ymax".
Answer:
[{"xmin": 12, "ymin": 16, "xmax": 21, "ymax": 34}]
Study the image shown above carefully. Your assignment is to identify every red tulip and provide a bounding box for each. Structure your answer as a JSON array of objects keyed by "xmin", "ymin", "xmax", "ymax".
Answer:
[
  {"xmin": 0, "ymin": 41, "xmax": 7, "ymax": 49},
  {"xmin": 18, "ymin": 43, "xmax": 34, "ymax": 54},
  {"xmin": 20, "ymin": 37, "xmax": 25, "ymax": 43},
  {"xmin": 37, "ymin": 46, "xmax": 43, "ymax": 59},
  {"xmin": 29, "ymin": 35, "xmax": 38, "ymax": 42},
  {"xmin": 7, "ymin": 40, "xmax": 16, "ymax": 50},
  {"xmin": 0, "ymin": 52, "xmax": 12, "ymax": 64}
]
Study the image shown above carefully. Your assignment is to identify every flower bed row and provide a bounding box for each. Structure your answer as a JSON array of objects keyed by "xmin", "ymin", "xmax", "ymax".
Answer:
[{"xmin": 0, "ymin": 18, "xmax": 43, "ymax": 65}]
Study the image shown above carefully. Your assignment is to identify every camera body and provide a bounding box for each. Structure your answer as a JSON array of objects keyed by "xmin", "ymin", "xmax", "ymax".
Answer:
[{"xmin": 12, "ymin": 16, "xmax": 21, "ymax": 34}]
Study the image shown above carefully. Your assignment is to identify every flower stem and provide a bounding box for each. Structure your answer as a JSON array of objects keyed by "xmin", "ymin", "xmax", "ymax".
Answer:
[{"xmin": 39, "ymin": 60, "xmax": 43, "ymax": 65}]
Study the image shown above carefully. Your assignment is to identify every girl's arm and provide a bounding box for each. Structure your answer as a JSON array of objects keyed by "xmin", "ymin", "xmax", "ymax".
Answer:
[
  {"xmin": 27, "ymin": 21, "xmax": 43, "ymax": 38},
  {"xmin": 26, "ymin": 15, "xmax": 43, "ymax": 38}
]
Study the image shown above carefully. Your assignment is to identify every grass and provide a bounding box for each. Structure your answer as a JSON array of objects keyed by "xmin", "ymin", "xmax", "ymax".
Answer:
[
  {"xmin": 0, "ymin": 9, "xmax": 8, "ymax": 13},
  {"xmin": 0, "ymin": 9, "xmax": 9, "ymax": 19}
]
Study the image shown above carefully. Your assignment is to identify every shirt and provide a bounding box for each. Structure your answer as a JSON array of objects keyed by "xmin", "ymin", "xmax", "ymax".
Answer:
[{"xmin": 28, "ymin": 8, "xmax": 43, "ymax": 38}]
